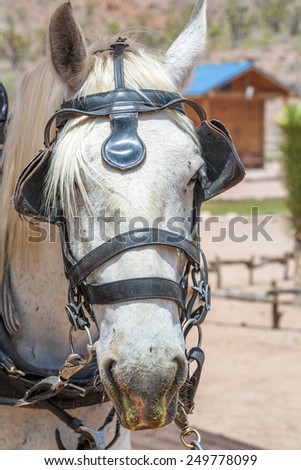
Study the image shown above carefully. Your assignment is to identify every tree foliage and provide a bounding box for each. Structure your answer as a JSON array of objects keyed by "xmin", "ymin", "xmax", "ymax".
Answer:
[
  {"xmin": 0, "ymin": 15, "xmax": 32, "ymax": 69},
  {"xmin": 225, "ymin": 0, "xmax": 254, "ymax": 47},
  {"xmin": 287, "ymin": 3, "xmax": 301, "ymax": 35},
  {"xmin": 277, "ymin": 103, "xmax": 301, "ymax": 240},
  {"xmin": 255, "ymin": 0, "xmax": 290, "ymax": 33}
]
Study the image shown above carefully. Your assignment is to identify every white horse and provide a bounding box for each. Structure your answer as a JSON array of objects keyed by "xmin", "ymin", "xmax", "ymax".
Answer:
[{"xmin": 0, "ymin": 1, "xmax": 208, "ymax": 449}]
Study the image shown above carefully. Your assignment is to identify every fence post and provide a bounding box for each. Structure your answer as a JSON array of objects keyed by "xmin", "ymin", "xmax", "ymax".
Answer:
[
  {"xmin": 284, "ymin": 253, "xmax": 290, "ymax": 280},
  {"xmin": 270, "ymin": 280, "xmax": 282, "ymax": 329},
  {"xmin": 248, "ymin": 255, "xmax": 255, "ymax": 285},
  {"xmin": 215, "ymin": 255, "xmax": 222, "ymax": 289}
]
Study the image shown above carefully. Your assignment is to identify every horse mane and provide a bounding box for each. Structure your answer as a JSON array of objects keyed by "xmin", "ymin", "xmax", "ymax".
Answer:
[
  {"xmin": 0, "ymin": 60, "xmax": 65, "ymax": 275},
  {"xmin": 0, "ymin": 37, "xmax": 196, "ymax": 276}
]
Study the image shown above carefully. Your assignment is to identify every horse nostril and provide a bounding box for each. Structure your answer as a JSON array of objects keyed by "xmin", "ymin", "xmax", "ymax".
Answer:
[
  {"xmin": 103, "ymin": 359, "xmax": 116, "ymax": 385},
  {"xmin": 174, "ymin": 354, "xmax": 188, "ymax": 387}
]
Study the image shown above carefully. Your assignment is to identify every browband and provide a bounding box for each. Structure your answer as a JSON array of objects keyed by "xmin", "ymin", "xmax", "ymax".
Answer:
[{"xmin": 46, "ymin": 90, "xmax": 190, "ymax": 144}]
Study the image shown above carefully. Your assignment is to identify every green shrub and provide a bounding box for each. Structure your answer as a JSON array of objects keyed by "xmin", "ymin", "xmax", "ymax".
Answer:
[{"xmin": 277, "ymin": 103, "xmax": 301, "ymax": 240}]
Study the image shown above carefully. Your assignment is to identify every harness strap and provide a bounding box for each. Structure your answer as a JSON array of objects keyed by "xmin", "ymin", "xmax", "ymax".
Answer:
[
  {"xmin": 64, "ymin": 228, "xmax": 200, "ymax": 289},
  {"xmin": 43, "ymin": 91, "xmax": 208, "ymax": 149},
  {"xmin": 0, "ymin": 363, "xmax": 106, "ymax": 410},
  {"xmin": 1, "ymin": 268, "xmax": 20, "ymax": 338},
  {"xmin": 111, "ymin": 38, "xmax": 129, "ymax": 89},
  {"xmin": 0, "ymin": 366, "xmax": 115, "ymax": 450},
  {"xmin": 44, "ymin": 90, "xmax": 188, "ymax": 145},
  {"xmin": 179, "ymin": 347, "xmax": 205, "ymax": 415},
  {"xmin": 80, "ymin": 277, "xmax": 187, "ymax": 308},
  {"xmin": 59, "ymin": 89, "xmax": 186, "ymax": 120}
]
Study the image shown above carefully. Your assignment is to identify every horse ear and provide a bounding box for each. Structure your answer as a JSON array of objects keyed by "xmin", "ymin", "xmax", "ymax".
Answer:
[
  {"xmin": 49, "ymin": 2, "xmax": 89, "ymax": 90},
  {"xmin": 165, "ymin": 0, "xmax": 207, "ymax": 91}
]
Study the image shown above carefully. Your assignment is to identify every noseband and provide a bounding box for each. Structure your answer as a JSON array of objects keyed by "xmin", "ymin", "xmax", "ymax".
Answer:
[{"xmin": 2, "ymin": 38, "xmax": 245, "ymax": 449}]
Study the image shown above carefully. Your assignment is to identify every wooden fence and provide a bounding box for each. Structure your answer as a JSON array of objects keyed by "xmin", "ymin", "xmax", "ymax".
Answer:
[
  {"xmin": 214, "ymin": 282, "xmax": 301, "ymax": 329},
  {"xmin": 210, "ymin": 252, "xmax": 294, "ymax": 289}
]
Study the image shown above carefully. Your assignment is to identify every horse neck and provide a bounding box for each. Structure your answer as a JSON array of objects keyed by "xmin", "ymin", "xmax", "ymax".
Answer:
[
  {"xmin": 8, "ymin": 234, "xmax": 74, "ymax": 370},
  {"xmin": 6, "ymin": 233, "xmax": 132, "ymax": 450}
]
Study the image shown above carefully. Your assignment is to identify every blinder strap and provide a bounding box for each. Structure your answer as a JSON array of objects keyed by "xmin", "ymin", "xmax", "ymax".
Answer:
[
  {"xmin": 0, "ymin": 82, "xmax": 8, "ymax": 123},
  {"xmin": 65, "ymin": 228, "xmax": 201, "ymax": 289},
  {"xmin": 111, "ymin": 37, "xmax": 129, "ymax": 89},
  {"xmin": 80, "ymin": 278, "xmax": 187, "ymax": 309}
]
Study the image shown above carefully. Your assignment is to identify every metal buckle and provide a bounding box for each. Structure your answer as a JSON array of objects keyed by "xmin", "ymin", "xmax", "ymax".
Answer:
[
  {"xmin": 192, "ymin": 281, "xmax": 211, "ymax": 311},
  {"xmin": 65, "ymin": 303, "xmax": 84, "ymax": 329},
  {"xmin": 0, "ymin": 352, "xmax": 25, "ymax": 377},
  {"xmin": 65, "ymin": 286, "xmax": 90, "ymax": 331},
  {"xmin": 77, "ymin": 420, "xmax": 113, "ymax": 450},
  {"xmin": 57, "ymin": 326, "xmax": 95, "ymax": 382}
]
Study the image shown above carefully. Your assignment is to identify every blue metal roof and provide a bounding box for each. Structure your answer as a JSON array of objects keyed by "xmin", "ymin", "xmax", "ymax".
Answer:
[{"xmin": 184, "ymin": 61, "xmax": 253, "ymax": 95}]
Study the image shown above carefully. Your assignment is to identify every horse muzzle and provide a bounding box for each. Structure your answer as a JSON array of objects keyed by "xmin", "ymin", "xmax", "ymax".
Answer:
[{"xmin": 101, "ymin": 356, "xmax": 187, "ymax": 430}]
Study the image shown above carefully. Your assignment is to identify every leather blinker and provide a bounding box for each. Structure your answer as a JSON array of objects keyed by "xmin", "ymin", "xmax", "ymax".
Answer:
[
  {"xmin": 195, "ymin": 118, "xmax": 245, "ymax": 202},
  {"xmin": 101, "ymin": 112, "xmax": 146, "ymax": 170},
  {"xmin": 13, "ymin": 147, "xmax": 58, "ymax": 222}
]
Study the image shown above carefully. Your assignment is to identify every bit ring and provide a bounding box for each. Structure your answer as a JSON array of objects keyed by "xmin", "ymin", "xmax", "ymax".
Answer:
[{"xmin": 180, "ymin": 427, "xmax": 201, "ymax": 449}]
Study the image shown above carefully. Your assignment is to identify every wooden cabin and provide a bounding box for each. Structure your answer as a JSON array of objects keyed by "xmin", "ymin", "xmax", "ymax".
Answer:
[{"xmin": 184, "ymin": 61, "xmax": 293, "ymax": 168}]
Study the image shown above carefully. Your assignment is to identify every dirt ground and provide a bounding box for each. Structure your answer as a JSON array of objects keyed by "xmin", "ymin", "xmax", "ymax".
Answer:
[{"xmin": 133, "ymin": 165, "xmax": 301, "ymax": 451}]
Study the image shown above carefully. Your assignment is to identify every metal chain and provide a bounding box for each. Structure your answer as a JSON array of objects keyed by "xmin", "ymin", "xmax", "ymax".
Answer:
[
  {"xmin": 177, "ymin": 256, "xmax": 211, "ymax": 450},
  {"xmin": 65, "ymin": 286, "xmax": 98, "ymax": 331},
  {"xmin": 176, "ymin": 401, "xmax": 203, "ymax": 450}
]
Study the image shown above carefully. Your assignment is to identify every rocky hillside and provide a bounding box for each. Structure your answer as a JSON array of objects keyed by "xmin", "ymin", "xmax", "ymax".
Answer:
[{"xmin": 1, "ymin": 0, "xmax": 301, "ymax": 95}]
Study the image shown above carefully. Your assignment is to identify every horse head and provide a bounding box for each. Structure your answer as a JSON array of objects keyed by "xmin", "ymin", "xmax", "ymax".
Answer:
[
  {"xmin": 39, "ymin": 0, "xmax": 208, "ymax": 430},
  {"xmin": 6, "ymin": 1, "xmax": 243, "ymax": 443}
]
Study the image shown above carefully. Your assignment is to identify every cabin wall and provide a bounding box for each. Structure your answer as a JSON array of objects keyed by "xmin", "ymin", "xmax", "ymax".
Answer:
[
  {"xmin": 186, "ymin": 97, "xmax": 264, "ymax": 168},
  {"xmin": 210, "ymin": 98, "xmax": 264, "ymax": 168}
]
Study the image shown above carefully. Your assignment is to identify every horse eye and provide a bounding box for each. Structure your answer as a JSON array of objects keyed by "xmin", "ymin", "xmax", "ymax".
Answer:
[{"xmin": 188, "ymin": 171, "xmax": 199, "ymax": 185}]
